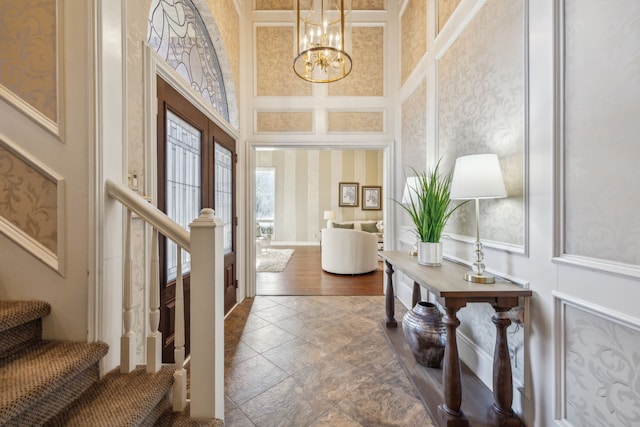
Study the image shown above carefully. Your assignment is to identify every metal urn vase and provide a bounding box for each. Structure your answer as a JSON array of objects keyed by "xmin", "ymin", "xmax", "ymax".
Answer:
[{"xmin": 402, "ymin": 301, "xmax": 446, "ymax": 368}]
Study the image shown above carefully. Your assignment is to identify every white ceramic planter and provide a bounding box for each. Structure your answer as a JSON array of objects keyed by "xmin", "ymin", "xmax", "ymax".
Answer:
[{"xmin": 418, "ymin": 242, "xmax": 442, "ymax": 266}]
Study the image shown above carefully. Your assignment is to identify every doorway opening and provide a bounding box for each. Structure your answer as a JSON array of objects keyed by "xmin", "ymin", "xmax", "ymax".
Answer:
[{"xmin": 248, "ymin": 143, "xmax": 395, "ymax": 297}]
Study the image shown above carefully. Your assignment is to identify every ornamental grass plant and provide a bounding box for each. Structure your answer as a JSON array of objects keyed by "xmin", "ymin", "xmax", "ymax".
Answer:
[{"xmin": 400, "ymin": 160, "xmax": 467, "ymax": 243}]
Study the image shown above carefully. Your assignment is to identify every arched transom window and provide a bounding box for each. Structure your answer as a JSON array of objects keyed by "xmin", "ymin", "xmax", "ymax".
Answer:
[{"xmin": 147, "ymin": 0, "xmax": 229, "ymax": 122}]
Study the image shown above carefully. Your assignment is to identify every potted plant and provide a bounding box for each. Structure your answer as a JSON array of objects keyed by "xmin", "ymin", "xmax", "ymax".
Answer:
[{"xmin": 399, "ymin": 160, "xmax": 467, "ymax": 266}]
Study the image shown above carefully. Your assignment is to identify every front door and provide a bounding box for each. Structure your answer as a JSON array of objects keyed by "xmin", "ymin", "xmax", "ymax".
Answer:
[{"xmin": 157, "ymin": 77, "xmax": 237, "ymax": 362}]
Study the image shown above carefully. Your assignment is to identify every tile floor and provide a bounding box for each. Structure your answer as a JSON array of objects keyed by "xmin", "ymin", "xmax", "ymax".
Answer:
[{"xmin": 223, "ymin": 295, "xmax": 435, "ymax": 427}]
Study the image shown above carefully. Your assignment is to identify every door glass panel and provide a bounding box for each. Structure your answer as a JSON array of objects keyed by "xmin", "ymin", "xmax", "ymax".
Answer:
[
  {"xmin": 215, "ymin": 142, "xmax": 233, "ymax": 254},
  {"xmin": 166, "ymin": 110, "xmax": 201, "ymax": 280}
]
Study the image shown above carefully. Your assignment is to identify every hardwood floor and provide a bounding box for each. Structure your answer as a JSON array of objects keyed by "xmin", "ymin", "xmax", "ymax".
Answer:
[{"xmin": 256, "ymin": 245, "xmax": 384, "ymax": 296}]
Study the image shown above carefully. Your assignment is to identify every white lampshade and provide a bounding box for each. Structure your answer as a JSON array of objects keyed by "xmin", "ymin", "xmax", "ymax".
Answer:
[
  {"xmin": 450, "ymin": 154, "xmax": 507, "ymax": 200},
  {"xmin": 323, "ymin": 210, "xmax": 336, "ymax": 220},
  {"xmin": 402, "ymin": 177, "xmax": 420, "ymax": 204}
]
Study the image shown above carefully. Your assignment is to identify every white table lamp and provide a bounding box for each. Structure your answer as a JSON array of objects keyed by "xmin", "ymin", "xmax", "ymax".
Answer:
[
  {"xmin": 323, "ymin": 210, "xmax": 336, "ymax": 227},
  {"xmin": 450, "ymin": 154, "xmax": 507, "ymax": 283}
]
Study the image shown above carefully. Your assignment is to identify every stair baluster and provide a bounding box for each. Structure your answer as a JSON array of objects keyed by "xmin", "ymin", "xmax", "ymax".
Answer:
[
  {"xmin": 173, "ymin": 247, "xmax": 187, "ymax": 411},
  {"xmin": 147, "ymin": 227, "xmax": 162, "ymax": 373},
  {"xmin": 121, "ymin": 209, "xmax": 136, "ymax": 373}
]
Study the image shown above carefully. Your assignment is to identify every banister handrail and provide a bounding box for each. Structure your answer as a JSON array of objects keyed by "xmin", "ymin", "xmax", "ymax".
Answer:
[{"xmin": 105, "ymin": 179, "xmax": 190, "ymax": 251}]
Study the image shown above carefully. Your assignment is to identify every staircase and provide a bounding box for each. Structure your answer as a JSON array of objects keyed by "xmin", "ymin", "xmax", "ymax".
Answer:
[{"xmin": 0, "ymin": 301, "xmax": 223, "ymax": 426}]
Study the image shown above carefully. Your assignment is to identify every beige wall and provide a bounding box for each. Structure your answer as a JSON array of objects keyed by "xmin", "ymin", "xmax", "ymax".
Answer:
[{"xmin": 256, "ymin": 149, "xmax": 383, "ymax": 242}]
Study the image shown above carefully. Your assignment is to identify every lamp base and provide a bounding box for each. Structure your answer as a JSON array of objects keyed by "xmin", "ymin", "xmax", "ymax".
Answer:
[{"xmin": 463, "ymin": 271, "xmax": 495, "ymax": 284}]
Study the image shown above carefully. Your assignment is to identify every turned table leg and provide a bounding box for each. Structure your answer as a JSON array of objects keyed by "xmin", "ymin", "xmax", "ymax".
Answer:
[
  {"xmin": 412, "ymin": 281, "xmax": 420, "ymax": 308},
  {"xmin": 438, "ymin": 304, "xmax": 468, "ymax": 427},
  {"xmin": 385, "ymin": 261, "xmax": 397, "ymax": 327},
  {"xmin": 492, "ymin": 301, "xmax": 523, "ymax": 426}
]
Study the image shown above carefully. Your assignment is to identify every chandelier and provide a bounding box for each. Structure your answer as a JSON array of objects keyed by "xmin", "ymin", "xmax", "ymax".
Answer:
[{"xmin": 293, "ymin": 0, "xmax": 352, "ymax": 83}]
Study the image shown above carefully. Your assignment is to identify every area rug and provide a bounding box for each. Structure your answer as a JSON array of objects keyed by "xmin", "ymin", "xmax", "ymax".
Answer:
[{"xmin": 256, "ymin": 248, "xmax": 294, "ymax": 272}]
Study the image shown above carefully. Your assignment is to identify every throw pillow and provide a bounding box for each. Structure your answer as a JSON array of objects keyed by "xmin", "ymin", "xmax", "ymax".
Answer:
[
  {"xmin": 361, "ymin": 222, "xmax": 379, "ymax": 233},
  {"xmin": 333, "ymin": 222, "xmax": 354, "ymax": 229}
]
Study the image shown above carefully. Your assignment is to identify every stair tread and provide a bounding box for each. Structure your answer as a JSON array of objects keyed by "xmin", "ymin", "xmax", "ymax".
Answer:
[
  {"xmin": 0, "ymin": 301, "xmax": 51, "ymax": 332},
  {"xmin": 0, "ymin": 340, "xmax": 108, "ymax": 423},
  {"xmin": 156, "ymin": 402, "xmax": 224, "ymax": 426},
  {"xmin": 46, "ymin": 365, "xmax": 175, "ymax": 426}
]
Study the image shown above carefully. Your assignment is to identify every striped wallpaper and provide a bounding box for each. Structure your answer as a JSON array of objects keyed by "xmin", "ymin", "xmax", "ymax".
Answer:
[{"xmin": 256, "ymin": 149, "xmax": 383, "ymax": 242}]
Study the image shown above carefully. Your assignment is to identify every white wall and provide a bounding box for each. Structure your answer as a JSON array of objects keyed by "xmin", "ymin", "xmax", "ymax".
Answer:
[
  {"xmin": 393, "ymin": 1, "xmax": 640, "ymax": 426},
  {"xmin": 0, "ymin": 0, "xmax": 95, "ymax": 343}
]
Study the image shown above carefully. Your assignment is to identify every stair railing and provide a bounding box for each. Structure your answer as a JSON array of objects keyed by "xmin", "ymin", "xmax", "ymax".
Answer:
[{"xmin": 105, "ymin": 179, "xmax": 224, "ymax": 420}]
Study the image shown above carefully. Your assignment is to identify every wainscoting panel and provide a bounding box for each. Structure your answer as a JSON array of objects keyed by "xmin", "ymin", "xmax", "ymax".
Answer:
[
  {"xmin": 554, "ymin": 292, "xmax": 640, "ymax": 426},
  {"xmin": 328, "ymin": 25, "xmax": 385, "ymax": 97},
  {"xmin": 437, "ymin": 0, "xmax": 460, "ymax": 34},
  {"xmin": 0, "ymin": 135, "xmax": 64, "ymax": 274},
  {"xmin": 438, "ymin": 0, "xmax": 526, "ymax": 250},
  {"xmin": 401, "ymin": 0, "xmax": 427, "ymax": 85},
  {"xmin": 400, "ymin": 76, "xmax": 427, "ymax": 176},
  {"xmin": 255, "ymin": 111, "xmax": 314, "ymax": 133},
  {"xmin": 0, "ymin": 0, "xmax": 62, "ymax": 138},
  {"xmin": 559, "ymin": 0, "xmax": 640, "ymax": 273},
  {"xmin": 254, "ymin": 25, "xmax": 312, "ymax": 97},
  {"xmin": 327, "ymin": 111, "xmax": 384, "ymax": 133}
]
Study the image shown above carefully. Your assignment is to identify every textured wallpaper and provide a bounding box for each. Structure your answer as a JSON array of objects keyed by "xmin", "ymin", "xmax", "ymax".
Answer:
[
  {"xmin": 0, "ymin": 0, "xmax": 57, "ymax": 122},
  {"xmin": 255, "ymin": 0, "xmax": 384, "ymax": 10},
  {"xmin": 352, "ymin": 0, "xmax": 385, "ymax": 10},
  {"xmin": 204, "ymin": 0, "xmax": 240, "ymax": 102},
  {"xmin": 564, "ymin": 304, "xmax": 640, "ymax": 426},
  {"xmin": 327, "ymin": 111, "xmax": 383, "ymax": 132},
  {"xmin": 438, "ymin": 0, "xmax": 525, "ymax": 247},
  {"xmin": 438, "ymin": 0, "xmax": 460, "ymax": 34},
  {"xmin": 400, "ymin": 78, "xmax": 427, "ymax": 229},
  {"xmin": 256, "ymin": 26, "xmax": 312, "ymax": 96},
  {"xmin": 328, "ymin": 26, "xmax": 384, "ymax": 97},
  {"xmin": 0, "ymin": 142, "xmax": 57, "ymax": 253},
  {"xmin": 256, "ymin": 149, "xmax": 383, "ymax": 242},
  {"xmin": 401, "ymin": 77, "xmax": 427, "ymax": 175},
  {"xmin": 256, "ymin": 111, "xmax": 313, "ymax": 132},
  {"xmin": 255, "ymin": 0, "xmax": 292, "ymax": 10},
  {"xmin": 563, "ymin": 0, "xmax": 640, "ymax": 266},
  {"xmin": 401, "ymin": 0, "xmax": 427, "ymax": 85}
]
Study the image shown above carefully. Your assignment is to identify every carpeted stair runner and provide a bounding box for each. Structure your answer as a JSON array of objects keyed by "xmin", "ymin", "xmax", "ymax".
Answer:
[
  {"xmin": 46, "ymin": 365, "xmax": 175, "ymax": 426},
  {"xmin": 0, "ymin": 300, "xmax": 224, "ymax": 426},
  {"xmin": 0, "ymin": 300, "xmax": 51, "ymax": 358}
]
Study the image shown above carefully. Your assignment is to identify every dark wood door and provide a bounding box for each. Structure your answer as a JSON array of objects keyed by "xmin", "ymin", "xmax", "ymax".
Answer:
[{"xmin": 157, "ymin": 77, "xmax": 236, "ymax": 362}]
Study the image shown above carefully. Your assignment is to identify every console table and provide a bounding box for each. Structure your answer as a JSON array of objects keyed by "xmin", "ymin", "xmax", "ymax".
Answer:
[{"xmin": 379, "ymin": 251, "xmax": 532, "ymax": 427}]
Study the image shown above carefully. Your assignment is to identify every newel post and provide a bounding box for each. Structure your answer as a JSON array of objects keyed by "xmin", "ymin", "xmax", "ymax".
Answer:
[{"xmin": 189, "ymin": 208, "xmax": 224, "ymax": 419}]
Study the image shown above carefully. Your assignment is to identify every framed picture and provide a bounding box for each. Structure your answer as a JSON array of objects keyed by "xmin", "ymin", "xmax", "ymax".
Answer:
[
  {"xmin": 339, "ymin": 182, "xmax": 359, "ymax": 207},
  {"xmin": 362, "ymin": 186, "xmax": 382, "ymax": 210}
]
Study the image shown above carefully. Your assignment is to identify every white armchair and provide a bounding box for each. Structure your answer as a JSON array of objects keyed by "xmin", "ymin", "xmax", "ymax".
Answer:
[{"xmin": 321, "ymin": 228, "xmax": 379, "ymax": 275}]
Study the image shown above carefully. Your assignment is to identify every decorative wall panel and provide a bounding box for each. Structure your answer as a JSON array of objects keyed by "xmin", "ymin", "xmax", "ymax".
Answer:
[
  {"xmin": 256, "ymin": 0, "xmax": 384, "ymax": 10},
  {"xmin": 0, "ymin": 140, "xmax": 58, "ymax": 253},
  {"xmin": 352, "ymin": 0, "xmax": 384, "ymax": 10},
  {"xmin": 557, "ymin": 296, "xmax": 640, "ymax": 426},
  {"xmin": 256, "ymin": 111, "xmax": 313, "ymax": 132},
  {"xmin": 256, "ymin": 26, "xmax": 312, "ymax": 96},
  {"xmin": 563, "ymin": 0, "xmax": 640, "ymax": 266},
  {"xmin": 327, "ymin": 111, "xmax": 383, "ymax": 132},
  {"xmin": 204, "ymin": 0, "xmax": 240, "ymax": 103},
  {"xmin": 401, "ymin": 78, "xmax": 427, "ymax": 175},
  {"xmin": 438, "ymin": 0, "xmax": 460, "ymax": 34},
  {"xmin": 255, "ymin": 0, "xmax": 292, "ymax": 10},
  {"xmin": 438, "ymin": 0, "xmax": 525, "ymax": 248},
  {"xmin": 328, "ymin": 26, "xmax": 384, "ymax": 97},
  {"xmin": 0, "ymin": 0, "xmax": 58, "ymax": 123},
  {"xmin": 401, "ymin": 0, "xmax": 427, "ymax": 85}
]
